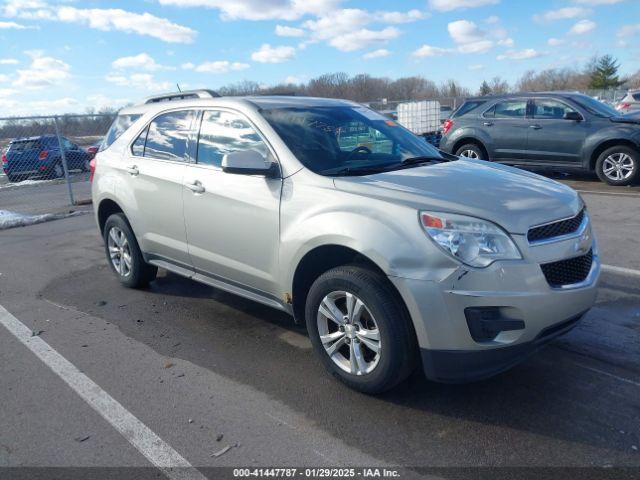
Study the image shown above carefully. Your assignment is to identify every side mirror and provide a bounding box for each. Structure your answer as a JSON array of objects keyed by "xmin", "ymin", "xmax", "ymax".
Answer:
[
  {"xmin": 221, "ymin": 149, "xmax": 278, "ymax": 177},
  {"xmin": 563, "ymin": 111, "xmax": 583, "ymax": 121}
]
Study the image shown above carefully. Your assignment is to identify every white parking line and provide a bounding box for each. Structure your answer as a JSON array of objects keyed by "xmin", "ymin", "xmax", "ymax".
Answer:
[
  {"xmin": 576, "ymin": 189, "xmax": 640, "ymax": 197},
  {"xmin": 573, "ymin": 363, "xmax": 640, "ymax": 388},
  {"xmin": 602, "ymin": 264, "xmax": 640, "ymax": 278},
  {"xmin": 0, "ymin": 304, "xmax": 208, "ymax": 480}
]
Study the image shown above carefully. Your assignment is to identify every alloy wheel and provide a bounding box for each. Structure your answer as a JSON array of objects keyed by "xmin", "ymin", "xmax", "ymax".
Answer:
[
  {"xmin": 107, "ymin": 226, "xmax": 132, "ymax": 277},
  {"xmin": 602, "ymin": 152, "xmax": 635, "ymax": 181},
  {"xmin": 316, "ymin": 290, "xmax": 381, "ymax": 376},
  {"xmin": 460, "ymin": 149, "xmax": 479, "ymax": 159}
]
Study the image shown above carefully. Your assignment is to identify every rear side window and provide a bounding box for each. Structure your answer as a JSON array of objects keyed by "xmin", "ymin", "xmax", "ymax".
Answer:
[
  {"xmin": 100, "ymin": 114, "xmax": 141, "ymax": 151},
  {"xmin": 9, "ymin": 140, "xmax": 40, "ymax": 151},
  {"xmin": 452, "ymin": 101, "xmax": 485, "ymax": 118},
  {"xmin": 136, "ymin": 110, "xmax": 196, "ymax": 161},
  {"xmin": 196, "ymin": 110, "xmax": 268, "ymax": 167},
  {"xmin": 632, "ymin": 93, "xmax": 640, "ymax": 101},
  {"xmin": 485, "ymin": 100, "xmax": 527, "ymax": 119}
]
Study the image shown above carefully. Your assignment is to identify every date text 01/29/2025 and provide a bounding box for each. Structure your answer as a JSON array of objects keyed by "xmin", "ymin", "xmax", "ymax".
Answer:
[{"xmin": 232, "ymin": 468, "xmax": 401, "ymax": 478}]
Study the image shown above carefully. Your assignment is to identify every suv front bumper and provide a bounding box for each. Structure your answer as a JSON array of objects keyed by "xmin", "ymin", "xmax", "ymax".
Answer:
[{"xmin": 389, "ymin": 251, "xmax": 600, "ymax": 383}]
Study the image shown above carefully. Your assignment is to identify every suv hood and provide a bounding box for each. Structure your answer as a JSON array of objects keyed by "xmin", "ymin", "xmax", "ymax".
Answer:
[{"xmin": 333, "ymin": 159, "xmax": 581, "ymax": 234}]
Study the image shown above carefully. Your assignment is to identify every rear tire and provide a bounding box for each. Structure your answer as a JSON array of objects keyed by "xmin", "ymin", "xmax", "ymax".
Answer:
[
  {"xmin": 103, "ymin": 213, "xmax": 157, "ymax": 288},
  {"xmin": 595, "ymin": 145, "xmax": 639, "ymax": 186},
  {"xmin": 49, "ymin": 162, "xmax": 64, "ymax": 179},
  {"xmin": 305, "ymin": 265, "xmax": 418, "ymax": 394},
  {"xmin": 6, "ymin": 173, "xmax": 19, "ymax": 183},
  {"xmin": 455, "ymin": 143, "xmax": 484, "ymax": 160}
]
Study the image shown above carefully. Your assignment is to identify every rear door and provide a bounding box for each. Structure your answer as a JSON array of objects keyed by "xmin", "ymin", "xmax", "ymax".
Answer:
[
  {"xmin": 527, "ymin": 98, "xmax": 587, "ymax": 164},
  {"xmin": 182, "ymin": 108, "xmax": 282, "ymax": 295},
  {"xmin": 481, "ymin": 98, "xmax": 531, "ymax": 162},
  {"xmin": 121, "ymin": 109, "xmax": 196, "ymax": 268}
]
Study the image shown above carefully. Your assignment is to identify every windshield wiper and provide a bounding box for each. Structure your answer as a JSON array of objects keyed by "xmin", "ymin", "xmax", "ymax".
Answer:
[
  {"xmin": 323, "ymin": 165, "xmax": 392, "ymax": 176},
  {"xmin": 400, "ymin": 155, "xmax": 446, "ymax": 165}
]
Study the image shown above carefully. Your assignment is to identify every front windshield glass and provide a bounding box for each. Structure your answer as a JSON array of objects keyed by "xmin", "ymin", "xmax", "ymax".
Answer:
[
  {"xmin": 261, "ymin": 105, "xmax": 444, "ymax": 175},
  {"xmin": 572, "ymin": 95, "xmax": 618, "ymax": 118}
]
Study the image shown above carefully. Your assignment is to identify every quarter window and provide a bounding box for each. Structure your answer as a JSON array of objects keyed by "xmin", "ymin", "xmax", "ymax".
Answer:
[
  {"xmin": 131, "ymin": 126, "xmax": 147, "ymax": 157},
  {"xmin": 143, "ymin": 110, "xmax": 195, "ymax": 161},
  {"xmin": 532, "ymin": 99, "xmax": 579, "ymax": 119},
  {"xmin": 196, "ymin": 110, "xmax": 268, "ymax": 167}
]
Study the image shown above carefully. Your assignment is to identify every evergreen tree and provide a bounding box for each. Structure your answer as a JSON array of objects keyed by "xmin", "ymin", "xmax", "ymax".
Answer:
[
  {"xmin": 589, "ymin": 55, "xmax": 624, "ymax": 89},
  {"xmin": 479, "ymin": 80, "xmax": 492, "ymax": 96}
]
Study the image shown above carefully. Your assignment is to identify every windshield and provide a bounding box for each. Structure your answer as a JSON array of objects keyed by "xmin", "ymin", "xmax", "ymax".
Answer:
[
  {"xmin": 572, "ymin": 95, "xmax": 618, "ymax": 118},
  {"xmin": 261, "ymin": 105, "xmax": 444, "ymax": 175}
]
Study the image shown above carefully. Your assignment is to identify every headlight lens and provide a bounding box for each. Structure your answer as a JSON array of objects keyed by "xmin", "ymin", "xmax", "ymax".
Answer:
[{"xmin": 420, "ymin": 211, "xmax": 521, "ymax": 268}]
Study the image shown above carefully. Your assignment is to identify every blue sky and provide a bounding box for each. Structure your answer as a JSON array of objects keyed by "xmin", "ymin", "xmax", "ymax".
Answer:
[{"xmin": 0, "ymin": 0, "xmax": 639, "ymax": 115}]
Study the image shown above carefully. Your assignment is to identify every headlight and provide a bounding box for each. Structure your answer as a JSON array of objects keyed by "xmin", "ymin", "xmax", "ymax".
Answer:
[{"xmin": 420, "ymin": 211, "xmax": 521, "ymax": 268}]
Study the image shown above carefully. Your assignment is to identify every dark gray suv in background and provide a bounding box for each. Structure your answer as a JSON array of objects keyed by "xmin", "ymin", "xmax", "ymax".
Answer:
[{"xmin": 439, "ymin": 92, "xmax": 640, "ymax": 186}]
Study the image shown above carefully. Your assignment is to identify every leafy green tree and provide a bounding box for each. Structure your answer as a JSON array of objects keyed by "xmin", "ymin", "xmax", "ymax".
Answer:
[{"xmin": 589, "ymin": 55, "xmax": 624, "ymax": 89}]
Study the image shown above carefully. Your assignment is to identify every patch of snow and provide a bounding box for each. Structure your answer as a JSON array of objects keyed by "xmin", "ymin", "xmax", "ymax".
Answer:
[
  {"xmin": 0, "ymin": 209, "xmax": 89, "ymax": 230},
  {"xmin": 0, "ymin": 178, "xmax": 57, "ymax": 190}
]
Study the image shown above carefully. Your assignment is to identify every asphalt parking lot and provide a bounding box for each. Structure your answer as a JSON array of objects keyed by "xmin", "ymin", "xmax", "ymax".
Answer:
[{"xmin": 0, "ymin": 174, "xmax": 638, "ymax": 479}]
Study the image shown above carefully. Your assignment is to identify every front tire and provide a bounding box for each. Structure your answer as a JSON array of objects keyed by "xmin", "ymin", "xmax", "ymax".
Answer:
[
  {"xmin": 103, "ymin": 213, "xmax": 157, "ymax": 288},
  {"xmin": 305, "ymin": 265, "xmax": 418, "ymax": 394},
  {"xmin": 455, "ymin": 143, "xmax": 484, "ymax": 160},
  {"xmin": 595, "ymin": 146, "xmax": 639, "ymax": 186}
]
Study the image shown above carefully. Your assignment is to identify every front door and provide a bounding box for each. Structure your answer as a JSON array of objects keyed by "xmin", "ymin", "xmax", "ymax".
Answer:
[
  {"xmin": 482, "ymin": 98, "xmax": 530, "ymax": 162},
  {"xmin": 526, "ymin": 98, "xmax": 587, "ymax": 164},
  {"xmin": 183, "ymin": 109, "xmax": 282, "ymax": 295}
]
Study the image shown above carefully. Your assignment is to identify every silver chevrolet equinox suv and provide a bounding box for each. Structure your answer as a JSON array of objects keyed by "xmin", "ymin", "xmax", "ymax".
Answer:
[{"xmin": 92, "ymin": 90, "xmax": 600, "ymax": 393}]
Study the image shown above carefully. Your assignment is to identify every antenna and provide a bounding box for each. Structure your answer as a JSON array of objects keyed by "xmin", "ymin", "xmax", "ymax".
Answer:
[{"xmin": 176, "ymin": 83, "xmax": 182, "ymax": 92}]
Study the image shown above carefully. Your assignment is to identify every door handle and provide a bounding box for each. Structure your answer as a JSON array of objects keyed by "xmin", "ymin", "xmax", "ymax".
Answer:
[
  {"xmin": 185, "ymin": 181, "xmax": 205, "ymax": 194},
  {"xmin": 126, "ymin": 165, "xmax": 139, "ymax": 176},
  {"xmin": 483, "ymin": 121, "xmax": 493, "ymax": 126},
  {"xmin": 529, "ymin": 125, "xmax": 542, "ymax": 130}
]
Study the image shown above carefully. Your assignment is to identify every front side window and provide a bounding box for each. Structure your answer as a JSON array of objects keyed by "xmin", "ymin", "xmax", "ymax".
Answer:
[
  {"xmin": 533, "ymin": 99, "xmax": 578, "ymax": 119},
  {"xmin": 261, "ymin": 105, "xmax": 444, "ymax": 176},
  {"xmin": 196, "ymin": 110, "xmax": 268, "ymax": 167},
  {"xmin": 143, "ymin": 110, "xmax": 195, "ymax": 161},
  {"xmin": 487, "ymin": 100, "xmax": 527, "ymax": 119}
]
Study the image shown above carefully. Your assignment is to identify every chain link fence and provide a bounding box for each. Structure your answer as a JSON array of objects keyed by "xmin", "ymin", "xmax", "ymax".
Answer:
[{"xmin": 0, "ymin": 114, "xmax": 114, "ymax": 225}]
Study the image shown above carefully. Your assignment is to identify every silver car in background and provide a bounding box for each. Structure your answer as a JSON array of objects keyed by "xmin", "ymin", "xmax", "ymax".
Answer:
[
  {"xmin": 616, "ymin": 89, "xmax": 640, "ymax": 114},
  {"xmin": 91, "ymin": 90, "xmax": 599, "ymax": 393}
]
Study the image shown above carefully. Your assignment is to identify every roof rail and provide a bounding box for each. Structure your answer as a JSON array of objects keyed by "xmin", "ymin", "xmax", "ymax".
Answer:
[{"xmin": 144, "ymin": 89, "xmax": 220, "ymax": 104}]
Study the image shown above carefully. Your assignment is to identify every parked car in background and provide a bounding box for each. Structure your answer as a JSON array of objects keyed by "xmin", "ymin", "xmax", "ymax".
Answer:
[
  {"xmin": 440, "ymin": 92, "xmax": 640, "ymax": 186},
  {"xmin": 2, "ymin": 134, "xmax": 91, "ymax": 182},
  {"xmin": 92, "ymin": 90, "xmax": 599, "ymax": 393},
  {"xmin": 615, "ymin": 90, "xmax": 640, "ymax": 114}
]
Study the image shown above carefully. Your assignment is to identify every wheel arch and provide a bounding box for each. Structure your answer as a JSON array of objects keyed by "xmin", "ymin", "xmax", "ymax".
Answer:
[
  {"xmin": 451, "ymin": 137, "xmax": 489, "ymax": 160},
  {"xmin": 97, "ymin": 198, "xmax": 125, "ymax": 235},
  {"xmin": 589, "ymin": 138, "xmax": 639, "ymax": 171},
  {"xmin": 291, "ymin": 244, "xmax": 398, "ymax": 324}
]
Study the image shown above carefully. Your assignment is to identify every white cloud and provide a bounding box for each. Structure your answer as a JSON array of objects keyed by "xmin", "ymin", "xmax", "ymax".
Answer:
[
  {"xmin": 573, "ymin": 0, "xmax": 624, "ymax": 4},
  {"xmin": 112, "ymin": 53, "xmax": 170, "ymax": 71},
  {"xmin": 497, "ymin": 48, "xmax": 543, "ymax": 60},
  {"xmin": 13, "ymin": 52, "xmax": 71, "ymax": 89},
  {"xmin": 158, "ymin": 0, "xmax": 339, "ymax": 21},
  {"xmin": 468, "ymin": 64, "xmax": 484, "ymax": 70},
  {"xmin": 568, "ymin": 19, "xmax": 596, "ymax": 35},
  {"xmin": 284, "ymin": 75, "xmax": 302, "ymax": 84},
  {"xmin": 363, "ymin": 48, "xmax": 391, "ymax": 59},
  {"xmin": 484, "ymin": 15, "xmax": 499, "ymax": 24},
  {"xmin": 302, "ymin": 8, "xmax": 408, "ymax": 51},
  {"xmin": 412, "ymin": 44, "xmax": 450, "ymax": 57},
  {"xmin": 251, "ymin": 44, "xmax": 296, "ymax": 63},
  {"xmin": 428, "ymin": 0, "xmax": 499, "ymax": 12},
  {"xmin": 0, "ymin": 20, "xmax": 27, "ymax": 29},
  {"xmin": 0, "ymin": 58, "xmax": 19, "ymax": 65},
  {"xmin": 191, "ymin": 60, "xmax": 250, "ymax": 73},
  {"xmin": 106, "ymin": 73, "xmax": 172, "ymax": 92},
  {"xmin": 86, "ymin": 94, "xmax": 131, "ymax": 111},
  {"xmin": 548, "ymin": 37, "xmax": 565, "ymax": 46},
  {"xmin": 377, "ymin": 9, "xmax": 425, "ymax": 23},
  {"xmin": 448, "ymin": 20, "xmax": 494, "ymax": 53},
  {"xmin": 497, "ymin": 37, "xmax": 514, "ymax": 47},
  {"xmin": 275, "ymin": 25, "xmax": 305, "ymax": 37},
  {"xmin": 0, "ymin": 74, "xmax": 10, "ymax": 82},
  {"xmin": 534, "ymin": 7, "xmax": 591, "ymax": 22},
  {"xmin": 4, "ymin": 2, "xmax": 196, "ymax": 43}
]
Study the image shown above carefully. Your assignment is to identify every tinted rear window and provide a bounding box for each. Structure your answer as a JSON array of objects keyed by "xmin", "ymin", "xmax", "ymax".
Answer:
[
  {"xmin": 100, "ymin": 114, "xmax": 141, "ymax": 151},
  {"xmin": 632, "ymin": 93, "xmax": 640, "ymax": 101},
  {"xmin": 9, "ymin": 140, "xmax": 40, "ymax": 151},
  {"xmin": 452, "ymin": 101, "xmax": 485, "ymax": 118}
]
